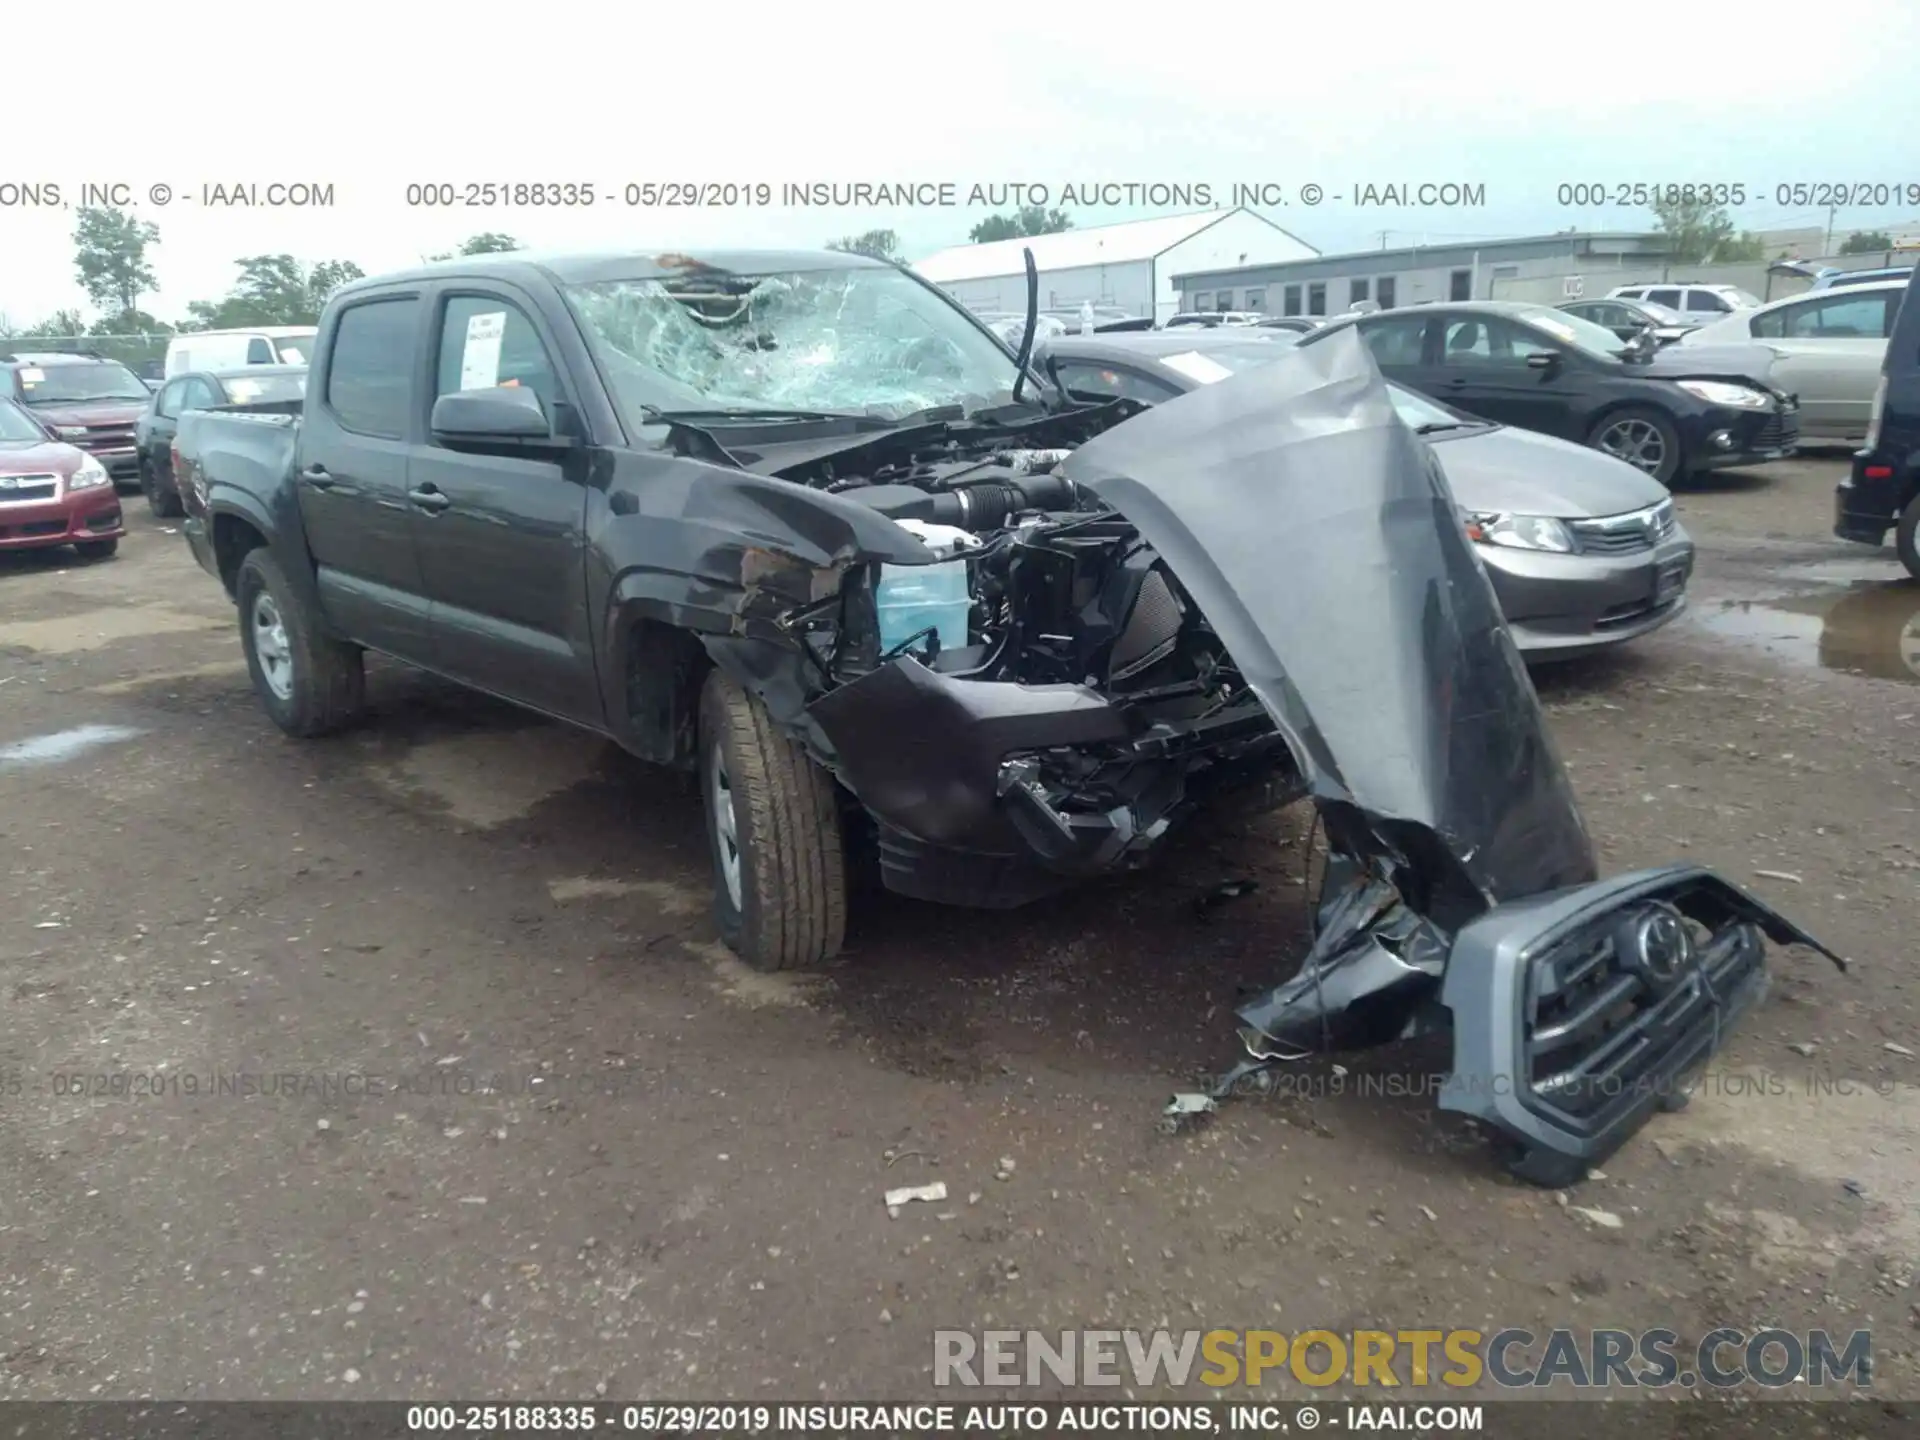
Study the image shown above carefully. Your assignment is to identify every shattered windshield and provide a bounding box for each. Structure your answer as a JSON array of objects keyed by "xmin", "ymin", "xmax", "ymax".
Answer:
[{"xmin": 561, "ymin": 264, "xmax": 1023, "ymax": 423}]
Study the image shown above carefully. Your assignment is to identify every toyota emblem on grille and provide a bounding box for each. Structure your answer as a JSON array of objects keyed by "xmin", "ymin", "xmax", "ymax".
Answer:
[{"xmin": 1628, "ymin": 903, "xmax": 1692, "ymax": 986}]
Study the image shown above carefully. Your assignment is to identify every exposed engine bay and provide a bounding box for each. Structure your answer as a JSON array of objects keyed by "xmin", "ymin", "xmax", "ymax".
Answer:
[{"xmin": 670, "ymin": 325, "xmax": 1844, "ymax": 1185}]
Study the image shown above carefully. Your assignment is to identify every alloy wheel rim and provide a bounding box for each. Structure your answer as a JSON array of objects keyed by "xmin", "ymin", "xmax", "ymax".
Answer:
[
  {"xmin": 710, "ymin": 744, "xmax": 743, "ymax": 910},
  {"xmin": 251, "ymin": 592, "xmax": 294, "ymax": 700},
  {"xmin": 1598, "ymin": 418, "xmax": 1667, "ymax": 475}
]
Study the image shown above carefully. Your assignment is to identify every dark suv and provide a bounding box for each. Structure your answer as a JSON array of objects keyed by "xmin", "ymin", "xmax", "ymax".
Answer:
[
  {"xmin": 1, "ymin": 351, "xmax": 153, "ymax": 486},
  {"xmin": 1836, "ymin": 266, "xmax": 1920, "ymax": 577}
]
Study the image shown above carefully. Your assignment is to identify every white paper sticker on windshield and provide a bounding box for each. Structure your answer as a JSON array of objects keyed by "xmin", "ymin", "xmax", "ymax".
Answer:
[
  {"xmin": 459, "ymin": 311, "xmax": 507, "ymax": 390},
  {"xmin": 1160, "ymin": 350, "xmax": 1235, "ymax": 384},
  {"xmin": 19, "ymin": 367, "xmax": 45, "ymax": 383}
]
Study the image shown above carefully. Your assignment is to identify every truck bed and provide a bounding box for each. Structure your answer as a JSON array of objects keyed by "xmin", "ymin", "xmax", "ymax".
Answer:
[{"xmin": 173, "ymin": 404, "xmax": 303, "ymax": 512}]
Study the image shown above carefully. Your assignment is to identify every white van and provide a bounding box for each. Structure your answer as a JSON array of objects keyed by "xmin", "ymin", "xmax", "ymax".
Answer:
[{"xmin": 164, "ymin": 327, "xmax": 317, "ymax": 378}]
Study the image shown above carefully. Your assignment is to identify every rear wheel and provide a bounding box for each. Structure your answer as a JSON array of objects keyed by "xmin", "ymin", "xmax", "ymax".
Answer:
[
  {"xmin": 1589, "ymin": 406, "xmax": 1682, "ymax": 486},
  {"xmin": 141, "ymin": 456, "xmax": 184, "ymax": 518},
  {"xmin": 235, "ymin": 548, "xmax": 365, "ymax": 737},
  {"xmin": 698, "ymin": 669, "xmax": 847, "ymax": 971},
  {"xmin": 1897, "ymin": 495, "xmax": 1920, "ymax": 581}
]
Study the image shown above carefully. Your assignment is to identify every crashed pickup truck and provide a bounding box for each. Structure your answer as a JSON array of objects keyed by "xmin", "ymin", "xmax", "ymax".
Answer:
[{"xmin": 171, "ymin": 247, "xmax": 1842, "ymax": 1183}]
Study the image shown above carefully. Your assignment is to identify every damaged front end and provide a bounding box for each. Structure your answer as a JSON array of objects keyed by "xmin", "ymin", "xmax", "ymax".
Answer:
[{"xmin": 688, "ymin": 323, "xmax": 1842, "ymax": 1184}]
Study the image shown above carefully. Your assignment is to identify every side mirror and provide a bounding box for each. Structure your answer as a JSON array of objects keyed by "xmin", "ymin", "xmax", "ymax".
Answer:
[
  {"xmin": 1526, "ymin": 351, "xmax": 1559, "ymax": 371},
  {"xmin": 430, "ymin": 386, "xmax": 574, "ymax": 456}
]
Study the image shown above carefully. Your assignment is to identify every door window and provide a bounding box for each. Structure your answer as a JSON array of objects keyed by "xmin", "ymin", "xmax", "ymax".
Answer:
[
  {"xmin": 1646, "ymin": 288, "xmax": 1682, "ymax": 309},
  {"xmin": 246, "ymin": 337, "xmax": 274, "ymax": 364},
  {"xmin": 1438, "ymin": 316, "xmax": 1557, "ymax": 367},
  {"xmin": 1376, "ymin": 276, "xmax": 1396, "ymax": 308},
  {"xmin": 1307, "ymin": 283, "xmax": 1327, "ymax": 315},
  {"xmin": 181, "ymin": 378, "xmax": 221, "ymax": 410},
  {"xmin": 155, "ymin": 380, "xmax": 184, "ymax": 418},
  {"xmin": 1685, "ymin": 290, "xmax": 1730, "ymax": 313},
  {"xmin": 1051, "ymin": 362, "xmax": 1183, "ymax": 404},
  {"xmin": 1357, "ymin": 315, "xmax": 1430, "ymax": 366},
  {"xmin": 435, "ymin": 295, "xmax": 559, "ymax": 424},
  {"xmin": 1350, "ymin": 278, "xmax": 1371, "ymax": 306},
  {"xmin": 1283, "ymin": 285, "xmax": 1302, "ymax": 316},
  {"xmin": 326, "ymin": 297, "xmax": 421, "ymax": 438},
  {"xmin": 1757, "ymin": 291, "xmax": 1896, "ymax": 339},
  {"xmin": 1449, "ymin": 270, "xmax": 1472, "ymax": 301}
]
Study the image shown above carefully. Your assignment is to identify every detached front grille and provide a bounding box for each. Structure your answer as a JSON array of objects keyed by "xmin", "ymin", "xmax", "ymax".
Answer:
[
  {"xmin": 1571, "ymin": 500, "xmax": 1675, "ymax": 556},
  {"xmin": 0, "ymin": 473, "xmax": 60, "ymax": 504},
  {"xmin": 1524, "ymin": 902, "xmax": 1764, "ymax": 1124}
]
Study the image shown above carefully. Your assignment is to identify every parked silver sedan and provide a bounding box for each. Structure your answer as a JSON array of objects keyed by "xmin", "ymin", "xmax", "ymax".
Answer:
[
  {"xmin": 1676, "ymin": 278, "xmax": 1908, "ymax": 444},
  {"xmin": 1037, "ymin": 330, "xmax": 1695, "ymax": 659}
]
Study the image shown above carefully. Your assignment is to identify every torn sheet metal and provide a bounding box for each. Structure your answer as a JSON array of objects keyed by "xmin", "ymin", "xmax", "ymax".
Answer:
[{"xmin": 1059, "ymin": 326, "xmax": 1598, "ymax": 910}]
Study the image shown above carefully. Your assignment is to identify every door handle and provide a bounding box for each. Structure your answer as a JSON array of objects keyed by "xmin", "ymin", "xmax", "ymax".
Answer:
[
  {"xmin": 408, "ymin": 485, "xmax": 452, "ymax": 514},
  {"xmin": 301, "ymin": 465, "xmax": 336, "ymax": 491}
]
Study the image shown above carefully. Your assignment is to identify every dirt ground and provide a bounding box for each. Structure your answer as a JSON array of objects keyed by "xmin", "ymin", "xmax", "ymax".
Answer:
[{"xmin": 2, "ymin": 454, "xmax": 1916, "ymax": 1407}]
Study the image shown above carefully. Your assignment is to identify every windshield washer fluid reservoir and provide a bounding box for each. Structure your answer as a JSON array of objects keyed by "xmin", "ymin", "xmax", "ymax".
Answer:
[{"xmin": 876, "ymin": 519, "xmax": 980, "ymax": 655}]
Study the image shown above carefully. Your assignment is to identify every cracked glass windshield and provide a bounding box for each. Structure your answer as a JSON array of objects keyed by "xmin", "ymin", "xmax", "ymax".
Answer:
[{"xmin": 562, "ymin": 263, "xmax": 1022, "ymax": 423}]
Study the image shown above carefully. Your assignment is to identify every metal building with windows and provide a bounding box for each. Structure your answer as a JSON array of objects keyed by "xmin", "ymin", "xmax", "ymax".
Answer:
[
  {"xmin": 914, "ymin": 208, "xmax": 1316, "ymax": 326},
  {"xmin": 1173, "ymin": 231, "xmax": 1675, "ymax": 317}
]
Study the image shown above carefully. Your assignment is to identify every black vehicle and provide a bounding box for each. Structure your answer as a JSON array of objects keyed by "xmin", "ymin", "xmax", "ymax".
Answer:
[
  {"xmin": 133, "ymin": 365, "xmax": 307, "ymax": 517},
  {"xmin": 1305, "ymin": 301, "xmax": 1798, "ymax": 485},
  {"xmin": 1836, "ymin": 265, "xmax": 1920, "ymax": 577},
  {"xmin": 1558, "ymin": 297, "xmax": 1697, "ymax": 346},
  {"xmin": 168, "ymin": 248, "xmax": 1835, "ymax": 1184}
]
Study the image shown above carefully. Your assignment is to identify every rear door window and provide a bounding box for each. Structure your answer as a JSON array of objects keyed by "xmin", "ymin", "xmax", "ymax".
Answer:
[
  {"xmin": 1775, "ymin": 291, "xmax": 1898, "ymax": 339},
  {"xmin": 1646, "ymin": 288, "xmax": 1682, "ymax": 309},
  {"xmin": 1357, "ymin": 314, "xmax": 1430, "ymax": 366},
  {"xmin": 1686, "ymin": 290, "xmax": 1730, "ymax": 313},
  {"xmin": 326, "ymin": 298, "xmax": 420, "ymax": 438}
]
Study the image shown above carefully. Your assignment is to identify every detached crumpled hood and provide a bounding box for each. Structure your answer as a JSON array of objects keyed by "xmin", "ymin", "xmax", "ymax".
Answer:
[{"xmin": 1059, "ymin": 325, "xmax": 1597, "ymax": 906}]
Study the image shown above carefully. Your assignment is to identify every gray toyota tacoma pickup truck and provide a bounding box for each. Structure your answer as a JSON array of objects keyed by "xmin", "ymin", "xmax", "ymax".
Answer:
[{"xmin": 171, "ymin": 247, "xmax": 1842, "ymax": 1183}]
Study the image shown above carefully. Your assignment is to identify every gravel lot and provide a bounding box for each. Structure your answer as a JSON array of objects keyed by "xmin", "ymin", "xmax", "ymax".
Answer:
[{"xmin": 2, "ymin": 453, "xmax": 1916, "ymax": 1405}]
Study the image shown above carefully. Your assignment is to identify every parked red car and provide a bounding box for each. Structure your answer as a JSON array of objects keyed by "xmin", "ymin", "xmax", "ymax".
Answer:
[
  {"xmin": 2, "ymin": 351, "xmax": 153, "ymax": 486},
  {"xmin": 0, "ymin": 397, "xmax": 123, "ymax": 559}
]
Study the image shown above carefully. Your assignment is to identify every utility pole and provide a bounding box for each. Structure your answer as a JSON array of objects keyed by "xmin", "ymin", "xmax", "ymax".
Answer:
[
  {"xmin": 1378, "ymin": 230, "xmax": 1390, "ymax": 250},
  {"xmin": 1824, "ymin": 202, "xmax": 1838, "ymax": 256}
]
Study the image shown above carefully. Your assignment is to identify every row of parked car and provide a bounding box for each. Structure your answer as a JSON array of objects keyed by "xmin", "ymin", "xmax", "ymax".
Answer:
[{"xmin": 0, "ymin": 337, "xmax": 312, "ymax": 558}]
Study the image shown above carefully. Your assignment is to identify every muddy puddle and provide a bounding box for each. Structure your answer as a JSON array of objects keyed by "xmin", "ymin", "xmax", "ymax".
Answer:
[{"xmin": 1696, "ymin": 578, "xmax": 1920, "ymax": 684}]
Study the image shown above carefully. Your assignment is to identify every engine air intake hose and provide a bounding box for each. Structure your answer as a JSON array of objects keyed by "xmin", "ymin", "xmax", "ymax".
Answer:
[{"xmin": 849, "ymin": 473, "xmax": 1077, "ymax": 529}]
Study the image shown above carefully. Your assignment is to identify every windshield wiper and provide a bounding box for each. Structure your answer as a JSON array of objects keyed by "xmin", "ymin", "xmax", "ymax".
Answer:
[
  {"xmin": 642, "ymin": 406, "xmax": 862, "ymax": 424},
  {"xmin": 1414, "ymin": 420, "xmax": 1477, "ymax": 434}
]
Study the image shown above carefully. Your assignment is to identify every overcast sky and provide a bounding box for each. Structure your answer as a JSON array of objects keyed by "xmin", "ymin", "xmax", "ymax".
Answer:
[{"xmin": 5, "ymin": 3, "xmax": 1917, "ymax": 327}]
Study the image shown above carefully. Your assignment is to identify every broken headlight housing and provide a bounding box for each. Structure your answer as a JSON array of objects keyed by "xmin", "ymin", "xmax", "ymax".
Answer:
[{"xmin": 1461, "ymin": 509, "xmax": 1574, "ymax": 553}]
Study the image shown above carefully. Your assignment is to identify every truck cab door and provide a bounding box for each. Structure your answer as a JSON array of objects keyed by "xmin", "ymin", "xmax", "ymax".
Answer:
[
  {"xmin": 296, "ymin": 292, "xmax": 436, "ymax": 662},
  {"xmin": 404, "ymin": 289, "xmax": 602, "ymax": 726}
]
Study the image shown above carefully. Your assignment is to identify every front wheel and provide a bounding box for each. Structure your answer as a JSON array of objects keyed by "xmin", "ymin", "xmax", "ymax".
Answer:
[
  {"xmin": 1588, "ymin": 406, "xmax": 1682, "ymax": 486},
  {"xmin": 235, "ymin": 548, "xmax": 365, "ymax": 737},
  {"xmin": 141, "ymin": 457, "xmax": 184, "ymax": 518},
  {"xmin": 1897, "ymin": 494, "xmax": 1920, "ymax": 581},
  {"xmin": 698, "ymin": 669, "xmax": 847, "ymax": 971}
]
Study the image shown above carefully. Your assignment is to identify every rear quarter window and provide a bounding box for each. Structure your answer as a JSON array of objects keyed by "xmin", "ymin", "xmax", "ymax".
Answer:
[{"xmin": 325, "ymin": 299, "xmax": 420, "ymax": 438}]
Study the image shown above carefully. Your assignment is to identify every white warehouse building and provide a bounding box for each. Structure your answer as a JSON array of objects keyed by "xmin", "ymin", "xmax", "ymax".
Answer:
[{"xmin": 914, "ymin": 208, "xmax": 1317, "ymax": 325}]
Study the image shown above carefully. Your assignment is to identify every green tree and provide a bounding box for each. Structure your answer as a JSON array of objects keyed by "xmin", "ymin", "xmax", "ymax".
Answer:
[
  {"xmin": 428, "ymin": 232, "xmax": 524, "ymax": 262},
  {"xmin": 1840, "ymin": 230, "xmax": 1894, "ymax": 255},
  {"xmin": 826, "ymin": 229, "xmax": 903, "ymax": 262},
  {"xmin": 73, "ymin": 207, "xmax": 161, "ymax": 317},
  {"xmin": 967, "ymin": 206, "xmax": 1074, "ymax": 244},
  {"xmin": 182, "ymin": 255, "xmax": 365, "ymax": 329},
  {"xmin": 89, "ymin": 309, "xmax": 172, "ymax": 335},
  {"xmin": 19, "ymin": 309, "xmax": 90, "ymax": 340},
  {"xmin": 1648, "ymin": 194, "xmax": 1750, "ymax": 264},
  {"xmin": 1715, "ymin": 231, "xmax": 1766, "ymax": 263}
]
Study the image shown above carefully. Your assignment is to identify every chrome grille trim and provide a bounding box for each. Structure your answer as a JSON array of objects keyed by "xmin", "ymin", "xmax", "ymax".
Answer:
[{"xmin": 1569, "ymin": 500, "xmax": 1675, "ymax": 556}]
